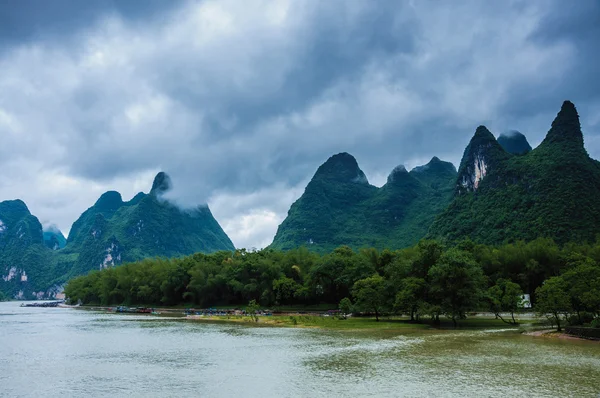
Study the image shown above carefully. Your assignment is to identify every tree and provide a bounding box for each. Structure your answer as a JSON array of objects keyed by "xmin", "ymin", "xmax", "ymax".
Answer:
[
  {"xmin": 338, "ymin": 297, "xmax": 353, "ymax": 319},
  {"xmin": 394, "ymin": 277, "xmax": 426, "ymax": 321},
  {"xmin": 487, "ymin": 279, "xmax": 523, "ymax": 324},
  {"xmin": 535, "ymin": 277, "xmax": 571, "ymax": 331},
  {"xmin": 428, "ymin": 249, "xmax": 484, "ymax": 326},
  {"xmin": 412, "ymin": 240, "xmax": 444, "ymax": 279},
  {"xmin": 561, "ymin": 263, "xmax": 600, "ymax": 321},
  {"xmin": 352, "ymin": 274, "xmax": 386, "ymax": 321},
  {"xmin": 272, "ymin": 276, "xmax": 300, "ymax": 305},
  {"xmin": 246, "ymin": 299, "xmax": 260, "ymax": 322}
]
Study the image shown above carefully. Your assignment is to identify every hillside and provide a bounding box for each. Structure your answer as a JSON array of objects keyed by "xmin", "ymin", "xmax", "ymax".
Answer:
[
  {"xmin": 0, "ymin": 200, "xmax": 58, "ymax": 299},
  {"xmin": 429, "ymin": 100, "xmax": 600, "ymax": 244},
  {"xmin": 0, "ymin": 172, "xmax": 235, "ymax": 299},
  {"xmin": 270, "ymin": 153, "xmax": 456, "ymax": 252},
  {"xmin": 58, "ymin": 171, "xmax": 235, "ymax": 279}
]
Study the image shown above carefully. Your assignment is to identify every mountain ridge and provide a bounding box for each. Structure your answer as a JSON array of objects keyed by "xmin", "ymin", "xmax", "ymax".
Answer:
[
  {"xmin": 429, "ymin": 100, "xmax": 600, "ymax": 245},
  {"xmin": 0, "ymin": 172, "xmax": 235, "ymax": 300},
  {"xmin": 270, "ymin": 154, "xmax": 457, "ymax": 252}
]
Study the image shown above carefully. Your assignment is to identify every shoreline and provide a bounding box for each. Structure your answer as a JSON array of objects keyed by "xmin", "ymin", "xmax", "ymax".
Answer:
[
  {"xmin": 523, "ymin": 329, "xmax": 598, "ymax": 342},
  {"xmin": 52, "ymin": 305, "xmax": 599, "ymax": 338},
  {"xmin": 76, "ymin": 306, "xmax": 527, "ymax": 331}
]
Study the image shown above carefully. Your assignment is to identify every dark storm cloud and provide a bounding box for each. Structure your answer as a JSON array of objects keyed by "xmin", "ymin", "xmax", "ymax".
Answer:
[
  {"xmin": 0, "ymin": 0, "xmax": 180, "ymax": 49},
  {"xmin": 0, "ymin": 0, "xmax": 599, "ymax": 248},
  {"xmin": 499, "ymin": 0, "xmax": 600, "ymax": 118}
]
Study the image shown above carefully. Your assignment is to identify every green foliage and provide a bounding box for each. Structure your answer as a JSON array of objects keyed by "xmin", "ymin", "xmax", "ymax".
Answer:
[
  {"xmin": 62, "ymin": 238, "xmax": 599, "ymax": 330},
  {"xmin": 352, "ymin": 274, "xmax": 387, "ymax": 321},
  {"xmin": 338, "ymin": 297, "xmax": 353, "ymax": 319},
  {"xmin": 486, "ymin": 279, "xmax": 523, "ymax": 324},
  {"xmin": 270, "ymin": 153, "xmax": 456, "ymax": 252},
  {"xmin": 561, "ymin": 263, "xmax": 600, "ymax": 319},
  {"xmin": 246, "ymin": 299, "xmax": 260, "ymax": 322},
  {"xmin": 394, "ymin": 277, "xmax": 427, "ymax": 320},
  {"xmin": 428, "ymin": 249, "xmax": 485, "ymax": 326},
  {"xmin": 535, "ymin": 277, "xmax": 572, "ymax": 331},
  {"xmin": 273, "ymin": 276, "xmax": 301, "ymax": 305}
]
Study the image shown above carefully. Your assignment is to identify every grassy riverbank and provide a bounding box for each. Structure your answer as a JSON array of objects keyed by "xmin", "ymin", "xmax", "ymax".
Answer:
[
  {"xmin": 183, "ymin": 314, "xmax": 527, "ymax": 331},
  {"xmin": 79, "ymin": 305, "xmax": 542, "ymax": 331}
]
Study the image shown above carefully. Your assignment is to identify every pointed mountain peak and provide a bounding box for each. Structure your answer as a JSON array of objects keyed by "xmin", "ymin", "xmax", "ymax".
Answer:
[
  {"xmin": 387, "ymin": 165, "xmax": 410, "ymax": 184},
  {"xmin": 411, "ymin": 157, "xmax": 457, "ymax": 175},
  {"xmin": 313, "ymin": 152, "xmax": 369, "ymax": 184},
  {"xmin": 94, "ymin": 191, "xmax": 124, "ymax": 210},
  {"xmin": 0, "ymin": 199, "xmax": 30, "ymax": 216},
  {"xmin": 0, "ymin": 199, "xmax": 32, "ymax": 228},
  {"xmin": 151, "ymin": 172, "xmax": 172, "ymax": 195},
  {"xmin": 457, "ymin": 126, "xmax": 506, "ymax": 193},
  {"xmin": 556, "ymin": 100, "xmax": 578, "ymax": 123},
  {"xmin": 473, "ymin": 125, "xmax": 496, "ymax": 140},
  {"xmin": 541, "ymin": 100, "xmax": 583, "ymax": 147},
  {"xmin": 128, "ymin": 192, "xmax": 146, "ymax": 205},
  {"xmin": 498, "ymin": 130, "xmax": 532, "ymax": 155},
  {"xmin": 464, "ymin": 126, "xmax": 504, "ymax": 153}
]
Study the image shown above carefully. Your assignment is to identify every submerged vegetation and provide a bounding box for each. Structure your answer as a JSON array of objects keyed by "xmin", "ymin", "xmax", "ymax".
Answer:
[{"xmin": 65, "ymin": 238, "xmax": 600, "ymax": 328}]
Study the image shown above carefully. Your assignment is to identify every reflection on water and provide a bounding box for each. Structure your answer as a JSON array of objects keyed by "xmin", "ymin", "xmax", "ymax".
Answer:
[{"xmin": 1, "ymin": 301, "xmax": 599, "ymax": 397}]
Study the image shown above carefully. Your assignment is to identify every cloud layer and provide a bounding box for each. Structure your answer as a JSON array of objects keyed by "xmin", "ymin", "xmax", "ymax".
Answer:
[{"xmin": 0, "ymin": 0, "xmax": 599, "ymax": 249}]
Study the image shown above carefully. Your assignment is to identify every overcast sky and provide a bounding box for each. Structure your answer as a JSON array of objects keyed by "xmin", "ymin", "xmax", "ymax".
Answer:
[{"xmin": 1, "ymin": 0, "xmax": 599, "ymax": 249}]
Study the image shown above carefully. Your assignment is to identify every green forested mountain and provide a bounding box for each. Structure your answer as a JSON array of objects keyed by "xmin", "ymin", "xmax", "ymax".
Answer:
[
  {"xmin": 59, "ymin": 172, "xmax": 235, "ymax": 279},
  {"xmin": 0, "ymin": 172, "xmax": 235, "ymax": 299},
  {"xmin": 429, "ymin": 101, "xmax": 600, "ymax": 245},
  {"xmin": 270, "ymin": 153, "xmax": 457, "ymax": 252},
  {"xmin": 0, "ymin": 200, "xmax": 57, "ymax": 299},
  {"xmin": 497, "ymin": 131, "xmax": 532, "ymax": 155}
]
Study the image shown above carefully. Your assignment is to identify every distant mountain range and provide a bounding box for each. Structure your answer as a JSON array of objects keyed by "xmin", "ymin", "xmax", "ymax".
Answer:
[
  {"xmin": 0, "ymin": 173, "xmax": 234, "ymax": 299},
  {"xmin": 272, "ymin": 101, "xmax": 600, "ymax": 251},
  {"xmin": 2, "ymin": 100, "xmax": 598, "ymax": 299},
  {"xmin": 269, "ymin": 154, "xmax": 456, "ymax": 252},
  {"xmin": 429, "ymin": 101, "xmax": 600, "ymax": 245}
]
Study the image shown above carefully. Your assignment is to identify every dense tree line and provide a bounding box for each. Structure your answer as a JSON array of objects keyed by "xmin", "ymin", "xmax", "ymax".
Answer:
[{"xmin": 64, "ymin": 238, "xmax": 600, "ymax": 327}]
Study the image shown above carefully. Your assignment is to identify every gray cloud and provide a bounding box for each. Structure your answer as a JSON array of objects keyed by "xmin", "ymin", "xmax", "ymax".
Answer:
[{"xmin": 0, "ymin": 0, "xmax": 599, "ymax": 248}]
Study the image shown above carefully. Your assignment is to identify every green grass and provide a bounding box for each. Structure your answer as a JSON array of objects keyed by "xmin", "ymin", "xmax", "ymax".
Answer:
[{"xmin": 185, "ymin": 314, "xmax": 524, "ymax": 331}]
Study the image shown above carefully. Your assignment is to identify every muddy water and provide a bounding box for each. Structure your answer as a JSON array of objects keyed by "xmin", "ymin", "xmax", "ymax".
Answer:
[{"xmin": 1, "ymin": 301, "xmax": 599, "ymax": 397}]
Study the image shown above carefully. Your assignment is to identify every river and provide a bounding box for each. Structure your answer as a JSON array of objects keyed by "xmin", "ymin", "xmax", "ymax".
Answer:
[{"xmin": 1, "ymin": 301, "xmax": 599, "ymax": 397}]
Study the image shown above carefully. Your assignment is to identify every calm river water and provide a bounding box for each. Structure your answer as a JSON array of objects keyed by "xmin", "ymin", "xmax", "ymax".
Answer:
[{"xmin": 1, "ymin": 301, "xmax": 599, "ymax": 397}]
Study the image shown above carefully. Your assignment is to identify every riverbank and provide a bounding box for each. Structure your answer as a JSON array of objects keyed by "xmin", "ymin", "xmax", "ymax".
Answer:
[
  {"xmin": 175, "ymin": 311, "xmax": 531, "ymax": 331},
  {"xmin": 74, "ymin": 305, "xmax": 544, "ymax": 331},
  {"xmin": 524, "ymin": 329, "xmax": 600, "ymax": 342},
  {"xmin": 83, "ymin": 306, "xmax": 600, "ymax": 338}
]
